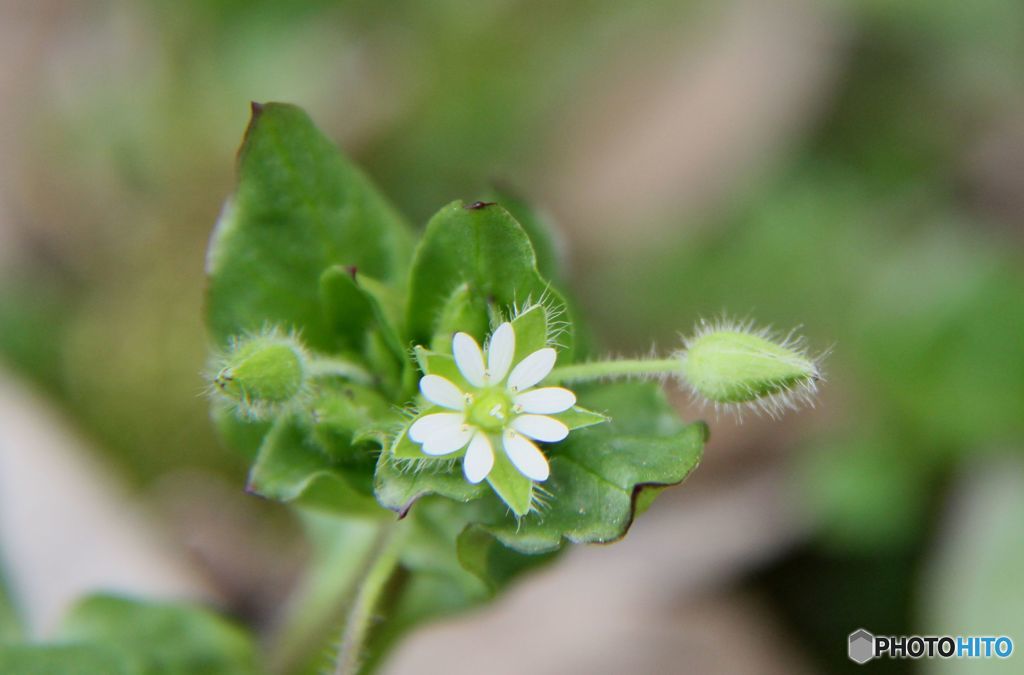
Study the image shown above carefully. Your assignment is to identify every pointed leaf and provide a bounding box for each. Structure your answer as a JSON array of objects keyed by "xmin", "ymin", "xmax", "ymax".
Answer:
[{"xmin": 207, "ymin": 102, "xmax": 412, "ymax": 350}]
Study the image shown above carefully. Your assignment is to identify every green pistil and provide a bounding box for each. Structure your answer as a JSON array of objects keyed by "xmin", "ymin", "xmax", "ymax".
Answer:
[{"xmin": 466, "ymin": 387, "xmax": 512, "ymax": 432}]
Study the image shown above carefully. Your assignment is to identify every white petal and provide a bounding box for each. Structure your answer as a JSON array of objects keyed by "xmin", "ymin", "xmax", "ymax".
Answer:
[
  {"xmin": 419, "ymin": 375, "xmax": 466, "ymax": 410},
  {"xmin": 512, "ymin": 415, "xmax": 569, "ymax": 442},
  {"xmin": 486, "ymin": 322, "xmax": 515, "ymax": 384},
  {"xmin": 506, "ymin": 347, "xmax": 557, "ymax": 392},
  {"xmin": 422, "ymin": 423, "xmax": 473, "ymax": 456},
  {"xmin": 515, "ymin": 387, "xmax": 576, "ymax": 414},
  {"xmin": 502, "ymin": 430, "xmax": 550, "ymax": 481},
  {"xmin": 452, "ymin": 332, "xmax": 486, "ymax": 388},
  {"xmin": 463, "ymin": 432, "xmax": 494, "ymax": 484},
  {"xmin": 408, "ymin": 412, "xmax": 463, "ymax": 443}
]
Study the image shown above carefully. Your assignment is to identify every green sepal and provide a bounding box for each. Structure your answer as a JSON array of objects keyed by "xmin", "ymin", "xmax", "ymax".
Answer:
[
  {"xmin": 484, "ymin": 441, "xmax": 534, "ymax": 517},
  {"xmin": 550, "ymin": 406, "xmax": 608, "ymax": 430},
  {"xmin": 508, "ymin": 303, "xmax": 549, "ymax": 363}
]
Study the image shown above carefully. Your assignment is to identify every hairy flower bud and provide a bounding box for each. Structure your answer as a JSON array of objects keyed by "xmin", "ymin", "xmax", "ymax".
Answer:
[
  {"xmin": 678, "ymin": 321, "xmax": 822, "ymax": 416},
  {"xmin": 212, "ymin": 331, "xmax": 308, "ymax": 418}
]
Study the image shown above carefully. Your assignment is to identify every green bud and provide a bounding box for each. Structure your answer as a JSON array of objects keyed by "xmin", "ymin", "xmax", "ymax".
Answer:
[
  {"xmin": 213, "ymin": 332, "xmax": 308, "ymax": 418},
  {"xmin": 678, "ymin": 322, "xmax": 821, "ymax": 415}
]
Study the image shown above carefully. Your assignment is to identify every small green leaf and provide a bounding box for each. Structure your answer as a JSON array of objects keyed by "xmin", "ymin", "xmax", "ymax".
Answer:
[
  {"xmin": 318, "ymin": 266, "xmax": 374, "ymax": 354},
  {"xmin": 58, "ymin": 594, "xmax": 261, "ymax": 675},
  {"xmin": 207, "ymin": 102, "xmax": 413, "ymax": 350},
  {"xmin": 406, "ymin": 201, "xmax": 573, "ymax": 358},
  {"xmin": 248, "ymin": 416, "xmax": 383, "ymax": 516}
]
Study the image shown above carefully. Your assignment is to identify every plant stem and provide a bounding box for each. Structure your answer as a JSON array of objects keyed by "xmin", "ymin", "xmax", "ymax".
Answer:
[
  {"xmin": 333, "ymin": 520, "xmax": 402, "ymax": 675},
  {"xmin": 546, "ymin": 358, "xmax": 680, "ymax": 384}
]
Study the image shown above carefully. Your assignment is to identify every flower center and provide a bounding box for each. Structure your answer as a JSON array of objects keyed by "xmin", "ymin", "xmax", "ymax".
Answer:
[{"xmin": 467, "ymin": 387, "xmax": 512, "ymax": 432}]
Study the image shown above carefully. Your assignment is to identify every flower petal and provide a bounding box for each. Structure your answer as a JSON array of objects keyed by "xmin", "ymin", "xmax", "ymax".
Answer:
[
  {"xmin": 502, "ymin": 430, "xmax": 550, "ymax": 481},
  {"xmin": 419, "ymin": 374, "xmax": 466, "ymax": 410},
  {"xmin": 408, "ymin": 412, "xmax": 463, "ymax": 443},
  {"xmin": 512, "ymin": 414, "xmax": 569, "ymax": 443},
  {"xmin": 422, "ymin": 423, "xmax": 473, "ymax": 456},
  {"xmin": 463, "ymin": 432, "xmax": 494, "ymax": 483},
  {"xmin": 514, "ymin": 387, "xmax": 576, "ymax": 414},
  {"xmin": 506, "ymin": 347, "xmax": 557, "ymax": 392},
  {"xmin": 453, "ymin": 332, "xmax": 486, "ymax": 388},
  {"xmin": 487, "ymin": 322, "xmax": 515, "ymax": 384}
]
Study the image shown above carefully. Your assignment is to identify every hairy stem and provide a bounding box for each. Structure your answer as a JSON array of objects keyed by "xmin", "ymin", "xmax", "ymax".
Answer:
[
  {"xmin": 546, "ymin": 358, "xmax": 680, "ymax": 384},
  {"xmin": 333, "ymin": 520, "xmax": 402, "ymax": 675}
]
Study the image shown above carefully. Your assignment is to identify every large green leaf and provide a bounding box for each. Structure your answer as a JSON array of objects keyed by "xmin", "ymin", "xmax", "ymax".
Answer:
[
  {"xmin": 207, "ymin": 102, "xmax": 413, "ymax": 350},
  {"xmin": 55, "ymin": 594, "xmax": 260, "ymax": 675},
  {"xmin": 406, "ymin": 201, "xmax": 573, "ymax": 355},
  {"xmin": 485, "ymin": 186, "xmax": 563, "ymax": 285},
  {"xmin": 466, "ymin": 381, "xmax": 706, "ymax": 557}
]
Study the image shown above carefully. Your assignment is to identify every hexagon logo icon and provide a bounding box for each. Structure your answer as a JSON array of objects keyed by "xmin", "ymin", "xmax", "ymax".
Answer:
[{"xmin": 848, "ymin": 628, "xmax": 875, "ymax": 664}]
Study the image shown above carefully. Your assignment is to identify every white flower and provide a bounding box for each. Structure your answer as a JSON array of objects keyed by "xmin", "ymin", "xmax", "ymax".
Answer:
[{"xmin": 408, "ymin": 322, "xmax": 577, "ymax": 484}]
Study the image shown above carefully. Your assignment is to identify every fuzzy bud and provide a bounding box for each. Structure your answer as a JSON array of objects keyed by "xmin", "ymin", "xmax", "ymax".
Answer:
[
  {"xmin": 213, "ymin": 332, "xmax": 308, "ymax": 418},
  {"xmin": 678, "ymin": 321, "xmax": 822, "ymax": 415}
]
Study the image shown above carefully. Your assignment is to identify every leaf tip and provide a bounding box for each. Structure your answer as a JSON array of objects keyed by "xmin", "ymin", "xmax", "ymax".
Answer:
[{"xmin": 464, "ymin": 201, "xmax": 497, "ymax": 210}]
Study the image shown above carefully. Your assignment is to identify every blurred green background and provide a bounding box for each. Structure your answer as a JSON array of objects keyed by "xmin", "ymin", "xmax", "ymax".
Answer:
[{"xmin": 1, "ymin": 0, "xmax": 1022, "ymax": 673}]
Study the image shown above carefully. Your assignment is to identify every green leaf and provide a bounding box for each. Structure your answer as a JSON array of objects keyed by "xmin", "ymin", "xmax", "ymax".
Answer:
[
  {"xmin": 309, "ymin": 381, "xmax": 396, "ymax": 465},
  {"xmin": 57, "ymin": 594, "xmax": 261, "ymax": 675},
  {"xmin": 406, "ymin": 201, "xmax": 573, "ymax": 357},
  {"xmin": 456, "ymin": 524, "xmax": 560, "ymax": 592},
  {"xmin": 473, "ymin": 381, "xmax": 706, "ymax": 554},
  {"xmin": 207, "ymin": 102, "xmax": 413, "ymax": 350},
  {"xmin": 374, "ymin": 451, "xmax": 486, "ymax": 516},
  {"xmin": 486, "ymin": 186, "xmax": 563, "ymax": 284},
  {"xmin": 248, "ymin": 416, "xmax": 384, "ymax": 517},
  {"xmin": 0, "ymin": 645, "xmax": 130, "ymax": 675},
  {"xmin": 320, "ymin": 266, "xmax": 408, "ymax": 363}
]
